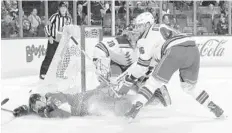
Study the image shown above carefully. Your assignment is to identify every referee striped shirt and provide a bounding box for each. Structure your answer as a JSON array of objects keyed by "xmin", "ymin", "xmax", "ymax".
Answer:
[{"xmin": 44, "ymin": 12, "xmax": 72, "ymax": 41}]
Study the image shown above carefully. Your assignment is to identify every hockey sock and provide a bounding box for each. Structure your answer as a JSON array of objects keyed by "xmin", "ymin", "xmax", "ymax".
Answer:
[
  {"xmin": 133, "ymin": 86, "xmax": 153, "ymax": 105},
  {"xmin": 188, "ymin": 89, "xmax": 212, "ymax": 109},
  {"xmin": 195, "ymin": 90, "xmax": 211, "ymax": 107}
]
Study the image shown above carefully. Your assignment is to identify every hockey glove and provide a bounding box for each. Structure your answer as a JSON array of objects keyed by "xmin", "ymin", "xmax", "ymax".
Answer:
[
  {"xmin": 13, "ymin": 105, "xmax": 29, "ymax": 117},
  {"xmin": 117, "ymin": 74, "xmax": 138, "ymax": 95},
  {"xmin": 38, "ymin": 104, "xmax": 56, "ymax": 118}
]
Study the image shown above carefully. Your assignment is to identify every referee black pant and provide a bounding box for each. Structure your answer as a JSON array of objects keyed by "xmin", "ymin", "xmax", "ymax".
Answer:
[{"xmin": 40, "ymin": 40, "xmax": 59, "ymax": 77}]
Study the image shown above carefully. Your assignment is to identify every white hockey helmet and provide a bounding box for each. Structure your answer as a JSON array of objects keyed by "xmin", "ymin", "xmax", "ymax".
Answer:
[{"xmin": 134, "ymin": 12, "xmax": 155, "ymax": 25}]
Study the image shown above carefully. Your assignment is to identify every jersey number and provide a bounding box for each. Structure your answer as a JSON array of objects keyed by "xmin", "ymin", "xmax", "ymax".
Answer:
[
  {"xmin": 139, "ymin": 47, "xmax": 145, "ymax": 54},
  {"xmin": 107, "ymin": 40, "xmax": 116, "ymax": 47}
]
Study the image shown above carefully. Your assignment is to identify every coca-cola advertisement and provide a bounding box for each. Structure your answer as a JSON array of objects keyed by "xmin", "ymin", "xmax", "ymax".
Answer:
[
  {"xmin": 197, "ymin": 39, "xmax": 226, "ymax": 57},
  {"xmin": 195, "ymin": 36, "xmax": 232, "ymax": 66}
]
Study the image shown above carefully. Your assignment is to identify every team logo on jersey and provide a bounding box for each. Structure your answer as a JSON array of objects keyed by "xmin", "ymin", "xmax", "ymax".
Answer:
[{"xmin": 139, "ymin": 47, "xmax": 145, "ymax": 54}]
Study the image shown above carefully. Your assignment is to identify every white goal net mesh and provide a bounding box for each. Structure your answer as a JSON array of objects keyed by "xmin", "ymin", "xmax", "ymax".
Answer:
[{"xmin": 36, "ymin": 25, "xmax": 102, "ymax": 94}]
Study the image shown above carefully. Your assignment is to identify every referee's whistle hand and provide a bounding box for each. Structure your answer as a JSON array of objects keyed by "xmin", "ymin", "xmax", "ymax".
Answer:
[{"xmin": 49, "ymin": 37, "xmax": 54, "ymax": 44}]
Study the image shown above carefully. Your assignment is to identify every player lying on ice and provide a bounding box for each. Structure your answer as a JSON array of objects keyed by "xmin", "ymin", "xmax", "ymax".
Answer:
[
  {"xmin": 115, "ymin": 12, "xmax": 224, "ymax": 121},
  {"xmin": 12, "ymin": 84, "xmax": 171, "ymax": 118}
]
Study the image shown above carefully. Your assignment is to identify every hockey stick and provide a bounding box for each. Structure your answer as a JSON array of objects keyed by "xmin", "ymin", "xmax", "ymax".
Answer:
[
  {"xmin": 1, "ymin": 98, "xmax": 13, "ymax": 113},
  {"xmin": 1, "ymin": 98, "xmax": 9, "ymax": 106},
  {"xmin": 70, "ymin": 36, "xmax": 121, "ymax": 98},
  {"xmin": 1, "ymin": 108, "xmax": 13, "ymax": 113}
]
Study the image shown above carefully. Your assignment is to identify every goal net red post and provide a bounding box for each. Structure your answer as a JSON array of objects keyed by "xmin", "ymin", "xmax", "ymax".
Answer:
[{"xmin": 42, "ymin": 25, "xmax": 103, "ymax": 94}]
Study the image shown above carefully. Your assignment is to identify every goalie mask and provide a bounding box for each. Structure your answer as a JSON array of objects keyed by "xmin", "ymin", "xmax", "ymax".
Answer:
[{"xmin": 121, "ymin": 24, "xmax": 141, "ymax": 48}]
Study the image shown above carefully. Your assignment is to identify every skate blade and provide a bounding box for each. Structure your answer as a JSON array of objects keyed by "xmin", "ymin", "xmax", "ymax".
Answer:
[
  {"xmin": 128, "ymin": 117, "xmax": 133, "ymax": 123},
  {"xmin": 216, "ymin": 114, "xmax": 228, "ymax": 120},
  {"xmin": 123, "ymin": 116, "xmax": 135, "ymax": 124}
]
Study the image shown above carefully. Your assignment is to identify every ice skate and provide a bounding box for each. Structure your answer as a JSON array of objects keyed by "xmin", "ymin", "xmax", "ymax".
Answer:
[
  {"xmin": 125, "ymin": 101, "xmax": 143, "ymax": 121},
  {"xmin": 147, "ymin": 85, "xmax": 171, "ymax": 107},
  {"xmin": 207, "ymin": 101, "xmax": 224, "ymax": 118}
]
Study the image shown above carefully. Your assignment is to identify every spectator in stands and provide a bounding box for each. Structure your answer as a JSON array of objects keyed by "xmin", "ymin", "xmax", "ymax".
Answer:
[
  {"xmin": 162, "ymin": 14, "xmax": 171, "ymax": 26},
  {"xmin": 117, "ymin": 1, "xmax": 132, "ymax": 33},
  {"xmin": 201, "ymin": 1, "xmax": 217, "ymax": 6},
  {"xmin": 203, "ymin": 3, "xmax": 217, "ymax": 34},
  {"xmin": 209, "ymin": 3, "xmax": 217, "ymax": 20},
  {"xmin": 133, "ymin": 2, "xmax": 143, "ymax": 18},
  {"xmin": 37, "ymin": 16, "xmax": 46, "ymax": 37},
  {"xmin": 77, "ymin": 1, "xmax": 87, "ymax": 15},
  {"xmin": 28, "ymin": 8, "xmax": 41, "ymax": 36},
  {"xmin": 104, "ymin": 2, "xmax": 111, "ymax": 14},
  {"xmin": 22, "ymin": 18, "xmax": 32, "ymax": 37},
  {"xmin": 1, "ymin": 15, "xmax": 15, "ymax": 38},
  {"xmin": 90, "ymin": 1, "xmax": 104, "ymax": 25},
  {"xmin": 9, "ymin": 10, "xmax": 19, "ymax": 37},
  {"xmin": 149, "ymin": 7, "xmax": 159, "ymax": 23},
  {"xmin": 117, "ymin": 1, "xmax": 127, "ymax": 34},
  {"xmin": 77, "ymin": 3, "xmax": 87, "ymax": 25},
  {"xmin": 171, "ymin": 17, "xmax": 180, "ymax": 30},
  {"xmin": 102, "ymin": 2, "xmax": 112, "ymax": 36},
  {"xmin": 118, "ymin": 1, "xmax": 127, "ymax": 20},
  {"xmin": 9, "ymin": 0, "xmax": 18, "ymax": 13},
  {"xmin": 162, "ymin": 3, "xmax": 170, "ymax": 16},
  {"xmin": 98, "ymin": 1, "xmax": 112, "ymax": 18},
  {"xmin": 216, "ymin": 13, "xmax": 228, "ymax": 35},
  {"xmin": 1, "ymin": 1, "xmax": 9, "ymax": 20}
]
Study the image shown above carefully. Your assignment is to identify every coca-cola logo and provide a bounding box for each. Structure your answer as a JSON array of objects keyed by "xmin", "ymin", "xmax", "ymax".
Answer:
[
  {"xmin": 197, "ymin": 39, "xmax": 227, "ymax": 57},
  {"xmin": 26, "ymin": 44, "xmax": 46, "ymax": 62}
]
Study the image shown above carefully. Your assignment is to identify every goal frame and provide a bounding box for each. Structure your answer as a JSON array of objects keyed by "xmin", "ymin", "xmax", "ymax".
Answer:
[{"xmin": 80, "ymin": 26, "xmax": 103, "ymax": 92}]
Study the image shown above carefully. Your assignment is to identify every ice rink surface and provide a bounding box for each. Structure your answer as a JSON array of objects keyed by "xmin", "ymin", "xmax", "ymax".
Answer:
[{"xmin": 1, "ymin": 67, "xmax": 232, "ymax": 133}]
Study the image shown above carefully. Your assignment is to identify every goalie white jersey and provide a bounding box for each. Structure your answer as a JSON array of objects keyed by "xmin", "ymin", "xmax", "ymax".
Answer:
[{"xmin": 93, "ymin": 36, "xmax": 139, "ymax": 68}]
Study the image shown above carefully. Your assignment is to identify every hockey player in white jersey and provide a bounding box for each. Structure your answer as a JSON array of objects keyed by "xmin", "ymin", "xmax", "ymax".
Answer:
[
  {"xmin": 93, "ymin": 25, "xmax": 171, "ymax": 107},
  {"xmin": 117, "ymin": 12, "xmax": 224, "ymax": 120}
]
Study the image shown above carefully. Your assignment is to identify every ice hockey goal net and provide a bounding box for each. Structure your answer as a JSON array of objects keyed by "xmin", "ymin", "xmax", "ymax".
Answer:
[{"xmin": 39, "ymin": 25, "xmax": 103, "ymax": 94}]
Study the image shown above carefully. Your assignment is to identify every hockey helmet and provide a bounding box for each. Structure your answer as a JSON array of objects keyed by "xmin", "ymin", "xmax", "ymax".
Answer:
[
  {"xmin": 134, "ymin": 12, "xmax": 155, "ymax": 26},
  {"xmin": 29, "ymin": 93, "xmax": 46, "ymax": 113}
]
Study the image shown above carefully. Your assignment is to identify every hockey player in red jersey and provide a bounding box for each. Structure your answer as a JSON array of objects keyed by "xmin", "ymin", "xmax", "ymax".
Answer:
[
  {"xmin": 117, "ymin": 12, "xmax": 224, "ymax": 120},
  {"xmin": 12, "ymin": 88, "xmax": 133, "ymax": 118}
]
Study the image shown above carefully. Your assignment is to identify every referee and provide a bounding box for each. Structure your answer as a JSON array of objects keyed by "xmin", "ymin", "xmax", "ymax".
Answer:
[{"xmin": 40, "ymin": 1, "xmax": 72, "ymax": 80}]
